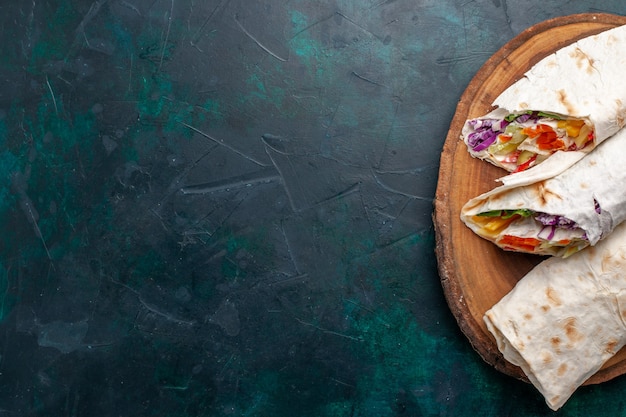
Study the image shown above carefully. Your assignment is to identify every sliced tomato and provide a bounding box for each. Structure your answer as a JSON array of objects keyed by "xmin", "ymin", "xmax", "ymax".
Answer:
[
  {"xmin": 535, "ymin": 130, "xmax": 557, "ymax": 144},
  {"xmin": 498, "ymin": 235, "xmax": 541, "ymax": 252},
  {"xmin": 522, "ymin": 124, "xmax": 553, "ymax": 136},
  {"xmin": 536, "ymin": 133, "xmax": 564, "ymax": 150},
  {"xmin": 522, "ymin": 124, "xmax": 564, "ymax": 150},
  {"xmin": 513, "ymin": 154, "xmax": 537, "ymax": 173}
]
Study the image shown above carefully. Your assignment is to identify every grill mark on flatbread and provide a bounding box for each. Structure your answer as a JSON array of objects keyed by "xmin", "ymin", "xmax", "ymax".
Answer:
[
  {"xmin": 557, "ymin": 89, "xmax": 576, "ymax": 115},
  {"xmin": 533, "ymin": 181, "xmax": 562, "ymax": 205},
  {"xmin": 550, "ymin": 395, "xmax": 561, "ymax": 408},
  {"xmin": 606, "ymin": 338, "xmax": 618, "ymax": 354},
  {"xmin": 616, "ymin": 99, "xmax": 626, "ymax": 128},
  {"xmin": 601, "ymin": 248, "xmax": 626, "ymax": 273},
  {"xmin": 557, "ymin": 363, "xmax": 568, "ymax": 376},
  {"xmin": 488, "ymin": 188, "xmax": 515, "ymax": 204},
  {"xmin": 544, "ymin": 57, "xmax": 558, "ymax": 68},
  {"xmin": 545, "ymin": 287, "xmax": 562, "ymax": 306},
  {"xmin": 462, "ymin": 197, "xmax": 486, "ymax": 213},
  {"xmin": 606, "ymin": 33, "xmax": 618, "ymax": 46},
  {"xmin": 551, "ymin": 337, "xmax": 562, "ymax": 354},
  {"xmin": 563, "ymin": 317, "xmax": 584, "ymax": 343},
  {"xmin": 570, "ymin": 47, "xmax": 597, "ymax": 75}
]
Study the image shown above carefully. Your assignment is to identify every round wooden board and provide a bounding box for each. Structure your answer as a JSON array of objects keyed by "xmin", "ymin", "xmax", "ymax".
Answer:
[{"xmin": 434, "ymin": 13, "xmax": 626, "ymax": 385}]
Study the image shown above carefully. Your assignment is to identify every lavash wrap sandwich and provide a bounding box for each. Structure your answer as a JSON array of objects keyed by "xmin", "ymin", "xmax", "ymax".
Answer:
[
  {"xmin": 460, "ymin": 125, "xmax": 626, "ymax": 258},
  {"xmin": 484, "ymin": 220, "xmax": 626, "ymax": 411},
  {"xmin": 462, "ymin": 24, "xmax": 626, "ymax": 173}
]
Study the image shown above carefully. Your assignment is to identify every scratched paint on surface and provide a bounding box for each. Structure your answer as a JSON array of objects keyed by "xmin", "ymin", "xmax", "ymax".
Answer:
[{"xmin": 4, "ymin": 0, "xmax": 626, "ymax": 416}]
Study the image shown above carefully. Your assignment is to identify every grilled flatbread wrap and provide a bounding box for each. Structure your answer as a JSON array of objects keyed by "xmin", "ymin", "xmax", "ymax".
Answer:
[
  {"xmin": 460, "ymin": 126, "xmax": 626, "ymax": 257},
  {"xmin": 484, "ymin": 221, "xmax": 626, "ymax": 411},
  {"xmin": 462, "ymin": 24, "xmax": 626, "ymax": 173}
]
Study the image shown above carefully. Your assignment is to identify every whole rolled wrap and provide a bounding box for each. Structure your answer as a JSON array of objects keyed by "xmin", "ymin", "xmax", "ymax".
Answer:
[
  {"xmin": 462, "ymin": 24, "xmax": 626, "ymax": 174},
  {"xmin": 460, "ymin": 125, "xmax": 626, "ymax": 258},
  {"xmin": 484, "ymin": 220, "xmax": 626, "ymax": 411}
]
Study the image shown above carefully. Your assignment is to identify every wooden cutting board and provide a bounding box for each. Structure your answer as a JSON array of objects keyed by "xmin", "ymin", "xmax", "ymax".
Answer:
[{"xmin": 434, "ymin": 13, "xmax": 626, "ymax": 385}]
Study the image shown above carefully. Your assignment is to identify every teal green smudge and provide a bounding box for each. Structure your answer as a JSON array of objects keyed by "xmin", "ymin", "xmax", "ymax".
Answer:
[
  {"xmin": 288, "ymin": 10, "xmax": 329, "ymax": 79},
  {"xmin": 0, "ymin": 262, "xmax": 14, "ymax": 322},
  {"xmin": 235, "ymin": 366, "xmax": 350, "ymax": 416},
  {"xmin": 289, "ymin": 9, "xmax": 309, "ymax": 33},
  {"xmin": 346, "ymin": 295, "xmax": 507, "ymax": 417},
  {"xmin": 131, "ymin": 70, "xmax": 224, "ymax": 159},
  {"xmin": 136, "ymin": 75, "xmax": 171, "ymax": 122},
  {"xmin": 0, "ymin": 149, "xmax": 19, "ymax": 206},
  {"xmin": 239, "ymin": 370, "xmax": 274, "ymax": 415},
  {"xmin": 238, "ymin": 73, "xmax": 286, "ymax": 111},
  {"xmin": 335, "ymin": 230, "xmax": 507, "ymax": 416},
  {"xmin": 0, "ymin": 117, "xmax": 8, "ymax": 149},
  {"xmin": 288, "ymin": 10, "xmax": 319, "ymax": 61},
  {"xmin": 219, "ymin": 228, "xmax": 275, "ymax": 283},
  {"xmin": 320, "ymin": 402, "xmax": 354, "ymax": 416},
  {"xmin": 349, "ymin": 303, "xmax": 439, "ymax": 416},
  {"xmin": 1, "ymin": 88, "xmax": 112, "ymax": 262},
  {"xmin": 131, "ymin": 74, "xmax": 193, "ymax": 157},
  {"xmin": 125, "ymin": 18, "xmax": 226, "ymax": 158},
  {"xmin": 200, "ymin": 98, "xmax": 222, "ymax": 119},
  {"xmin": 221, "ymin": 257, "xmax": 242, "ymax": 281},
  {"xmin": 26, "ymin": 108, "xmax": 99, "ymax": 238},
  {"xmin": 107, "ymin": 18, "xmax": 134, "ymax": 55},
  {"xmin": 28, "ymin": 2, "xmax": 80, "ymax": 72},
  {"xmin": 249, "ymin": 73, "xmax": 267, "ymax": 95}
]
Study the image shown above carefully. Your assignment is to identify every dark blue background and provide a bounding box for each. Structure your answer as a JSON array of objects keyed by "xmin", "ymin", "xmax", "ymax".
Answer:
[{"xmin": 1, "ymin": 1, "xmax": 625, "ymax": 415}]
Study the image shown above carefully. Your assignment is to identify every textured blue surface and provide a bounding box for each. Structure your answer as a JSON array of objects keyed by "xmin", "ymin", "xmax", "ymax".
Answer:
[{"xmin": 2, "ymin": 0, "xmax": 626, "ymax": 415}]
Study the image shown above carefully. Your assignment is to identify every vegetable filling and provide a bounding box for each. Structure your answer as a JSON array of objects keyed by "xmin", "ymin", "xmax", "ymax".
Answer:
[
  {"xmin": 465, "ymin": 111, "xmax": 594, "ymax": 172},
  {"xmin": 473, "ymin": 209, "xmax": 589, "ymax": 256}
]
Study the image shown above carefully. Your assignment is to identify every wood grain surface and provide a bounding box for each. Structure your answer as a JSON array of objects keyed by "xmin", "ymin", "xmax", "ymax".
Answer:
[{"xmin": 434, "ymin": 13, "xmax": 626, "ymax": 385}]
